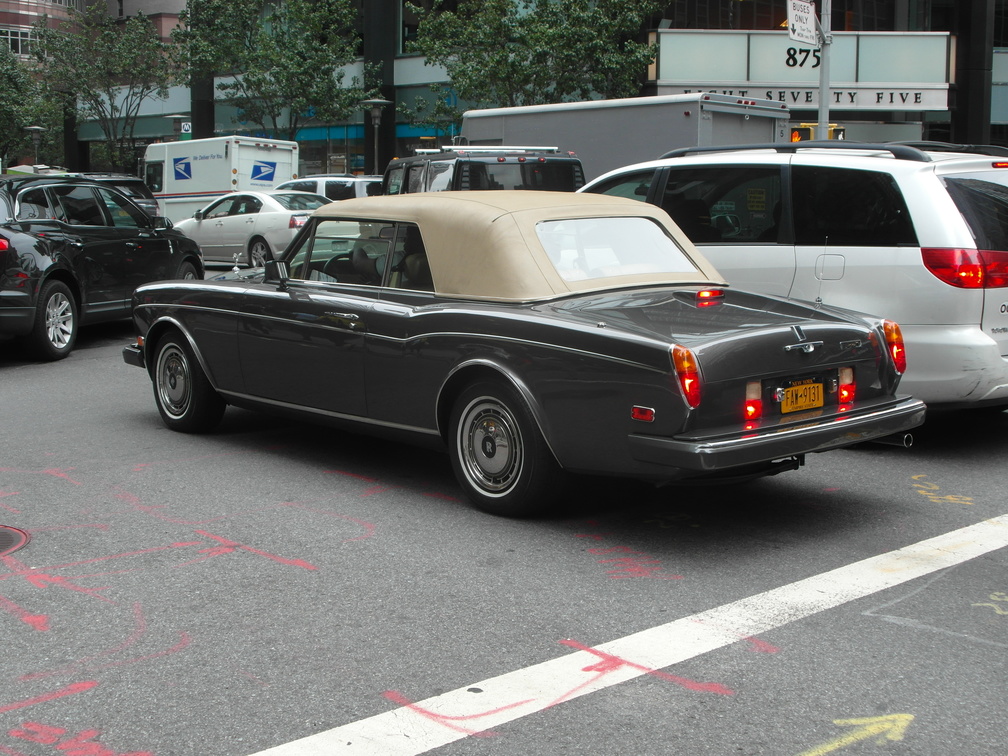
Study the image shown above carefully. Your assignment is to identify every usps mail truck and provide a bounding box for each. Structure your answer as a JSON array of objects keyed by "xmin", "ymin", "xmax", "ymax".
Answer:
[{"xmin": 141, "ymin": 136, "xmax": 298, "ymax": 223}]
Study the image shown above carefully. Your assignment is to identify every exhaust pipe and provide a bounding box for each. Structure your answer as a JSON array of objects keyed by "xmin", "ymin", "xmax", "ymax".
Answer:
[{"xmin": 871, "ymin": 433, "xmax": 914, "ymax": 448}]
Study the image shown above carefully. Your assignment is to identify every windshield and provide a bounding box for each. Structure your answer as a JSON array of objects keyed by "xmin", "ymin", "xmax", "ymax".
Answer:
[{"xmin": 535, "ymin": 216, "xmax": 701, "ymax": 282}]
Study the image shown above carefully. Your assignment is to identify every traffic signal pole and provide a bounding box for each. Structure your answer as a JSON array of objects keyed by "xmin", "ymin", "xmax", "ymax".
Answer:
[{"xmin": 816, "ymin": 0, "xmax": 832, "ymax": 138}]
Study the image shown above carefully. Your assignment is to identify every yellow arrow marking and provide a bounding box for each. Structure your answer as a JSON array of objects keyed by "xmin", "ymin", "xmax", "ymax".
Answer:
[{"xmin": 798, "ymin": 714, "xmax": 915, "ymax": 756}]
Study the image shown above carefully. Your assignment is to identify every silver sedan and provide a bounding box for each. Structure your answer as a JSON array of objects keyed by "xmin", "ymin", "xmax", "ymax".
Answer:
[{"xmin": 174, "ymin": 191, "xmax": 330, "ymax": 267}]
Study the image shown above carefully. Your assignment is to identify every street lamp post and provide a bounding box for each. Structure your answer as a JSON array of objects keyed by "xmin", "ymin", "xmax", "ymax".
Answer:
[
  {"xmin": 359, "ymin": 98, "xmax": 391, "ymax": 174},
  {"xmin": 24, "ymin": 125, "xmax": 45, "ymax": 168}
]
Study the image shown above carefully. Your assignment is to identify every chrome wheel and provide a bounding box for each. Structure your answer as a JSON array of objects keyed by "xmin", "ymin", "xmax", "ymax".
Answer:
[
  {"xmin": 248, "ymin": 238, "xmax": 271, "ymax": 267},
  {"xmin": 44, "ymin": 290, "xmax": 74, "ymax": 350},
  {"xmin": 457, "ymin": 395, "xmax": 524, "ymax": 497},
  {"xmin": 155, "ymin": 342, "xmax": 192, "ymax": 420}
]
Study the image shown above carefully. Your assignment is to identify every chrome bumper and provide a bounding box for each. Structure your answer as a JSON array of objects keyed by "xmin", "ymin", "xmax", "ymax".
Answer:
[{"xmin": 628, "ymin": 397, "xmax": 926, "ymax": 472}]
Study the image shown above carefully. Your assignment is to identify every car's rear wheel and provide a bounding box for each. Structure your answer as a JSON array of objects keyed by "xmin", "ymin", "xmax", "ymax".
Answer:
[
  {"xmin": 27, "ymin": 280, "xmax": 78, "ymax": 361},
  {"xmin": 448, "ymin": 380, "xmax": 565, "ymax": 517},
  {"xmin": 152, "ymin": 332, "xmax": 225, "ymax": 433},
  {"xmin": 176, "ymin": 260, "xmax": 199, "ymax": 280},
  {"xmin": 248, "ymin": 237, "xmax": 272, "ymax": 268}
]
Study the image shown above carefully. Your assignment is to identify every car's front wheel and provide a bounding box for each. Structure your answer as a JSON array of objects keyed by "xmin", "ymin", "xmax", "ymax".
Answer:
[
  {"xmin": 152, "ymin": 332, "xmax": 225, "ymax": 433},
  {"xmin": 27, "ymin": 280, "xmax": 78, "ymax": 361},
  {"xmin": 248, "ymin": 237, "xmax": 272, "ymax": 268},
  {"xmin": 448, "ymin": 380, "xmax": 565, "ymax": 517},
  {"xmin": 176, "ymin": 260, "xmax": 199, "ymax": 280}
]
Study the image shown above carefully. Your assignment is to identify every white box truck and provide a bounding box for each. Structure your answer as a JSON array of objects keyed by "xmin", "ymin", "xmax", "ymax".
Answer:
[
  {"xmin": 460, "ymin": 93, "xmax": 790, "ymax": 181},
  {"xmin": 141, "ymin": 136, "xmax": 299, "ymax": 223}
]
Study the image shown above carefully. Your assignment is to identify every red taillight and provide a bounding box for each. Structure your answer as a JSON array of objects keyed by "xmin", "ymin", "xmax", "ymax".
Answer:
[
  {"xmin": 838, "ymin": 366, "xmax": 856, "ymax": 403},
  {"xmin": 696, "ymin": 289, "xmax": 724, "ymax": 307},
  {"xmin": 0, "ymin": 238, "xmax": 9, "ymax": 251},
  {"xmin": 672, "ymin": 345, "xmax": 702, "ymax": 408},
  {"xmin": 744, "ymin": 381, "xmax": 762, "ymax": 420},
  {"xmin": 921, "ymin": 248, "xmax": 1008, "ymax": 288},
  {"xmin": 883, "ymin": 320, "xmax": 907, "ymax": 374},
  {"xmin": 289, "ymin": 214, "xmax": 308, "ymax": 229}
]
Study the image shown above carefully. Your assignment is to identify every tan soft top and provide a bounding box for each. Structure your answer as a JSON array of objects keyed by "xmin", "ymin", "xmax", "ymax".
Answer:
[{"xmin": 312, "ymin": 191, "xmax": 726, "ymax": 301}]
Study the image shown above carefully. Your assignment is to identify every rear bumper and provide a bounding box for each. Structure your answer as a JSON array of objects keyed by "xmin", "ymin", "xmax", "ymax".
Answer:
[
  {"xmin": 122, "ymin": 343, "xmax": 145, "ymax": 369},
  {"xmin": 0, "ymin": 291, "xmax": 35, "ymax": 336},
  {"xmin": 628, "ymin": 396, "xmax": 926, "ymax": 473}
]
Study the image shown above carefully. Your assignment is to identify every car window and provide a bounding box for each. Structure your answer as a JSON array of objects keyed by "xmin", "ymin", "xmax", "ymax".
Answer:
[
  {"xmin": 97, "ymin": 187, "xmax": 146, "ymax": 228},
  {"xmin": 279, "ymin": 181, "xmax": 316, "ymax": 193},
  {"xmin": 536, "ymin": 217, "xmax": 700, "ymax": 281},
  {"xmin": 427, "ymin": 162, "xmax": 454, "ymax": 191},
  {"xmin": 273, "ymin": 193, "xmax": 329, "ymax": 211},
  {"xmin": 791, "ymin": 166, "xmax": 917, "ymax": 246},
  {"xmin": 588, "ymin": 170, "xmax": 656, "ymax": 201},
  {"xmin": 943, "ymin": 175, "xmax": 1008, "ymax": 251},
  {"xmin": 388, "ymin": 224, "xmax": 433, "ymax": 291},
  {"xmin": 660, "ymin": 166, "xmax": 783, "ymax": 243},
  {"xmin": 145, "ymin": 162, "xmax": 164, "ymax": 193},
  {"xmin": 406, "ymin": 164, "xmax": 427, "ymax": 193},
  {"xmin": 286, "ymin": 218, "xmax": 394, "ymax": 286},
  {"xmin": 323, "ymin": 181, "xmax": 356, "ymax": 201},
  {"xmin": 51, "ymin": 185, "xmax": 106, "ymax": 226},
  {"xmin": 385, "ymin": 165, "xmax": 405, "ymax": 195},
  {"xmin": 204, "ymin": 197, "xmax": 237, "ymax": 218},
  {"xmin": 233, "ymin": 196, "xmax": 262, "ymax": 215},
  {"xmin": 16, "ymin": 187, "xmax": 58, "ymax": 220}
]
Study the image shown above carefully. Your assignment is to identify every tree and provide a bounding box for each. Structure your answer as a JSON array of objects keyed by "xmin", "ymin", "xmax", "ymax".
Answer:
[
  {"xmin": 32, "ymin": 2, "xmax": 182, "ymax": 172},
  {"xmin": 408, "ymin": 0, "xmax": 663, "ymax": 109},
  {"xmin": 0, "ymin": 48, "xmax": 48, "ymax": 171},
  {"xmin": 176, "ymin": 0, "xmax": 375, "ymax": 141}
]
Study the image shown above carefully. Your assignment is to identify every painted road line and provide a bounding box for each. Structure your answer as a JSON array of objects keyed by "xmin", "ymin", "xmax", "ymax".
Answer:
[{"xmin": 250, "ymin": 514, "xmax": 1008, "ymax": 756}]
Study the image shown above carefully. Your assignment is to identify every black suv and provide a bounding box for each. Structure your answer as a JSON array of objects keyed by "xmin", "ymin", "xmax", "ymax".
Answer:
[
  {"xmin": 73, "ymin": 172, "xmax": 160, "ymax": 217},
  {"xmin": 0, "ymin": 174, "xmax": 203, "ymax": 360},
  {"xmin": 382, "ymin": 146, "xmax": 585, "ymax": 194}
]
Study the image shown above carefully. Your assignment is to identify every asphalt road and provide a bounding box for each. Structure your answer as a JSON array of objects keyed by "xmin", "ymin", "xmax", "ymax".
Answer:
[{"xmin": 1, "ymin": 321, "xmax": 1006, "ymax": 756}]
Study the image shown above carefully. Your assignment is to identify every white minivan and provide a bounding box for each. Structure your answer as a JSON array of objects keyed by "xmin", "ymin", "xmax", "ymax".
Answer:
[{"xmin": 581, "ymin": 142, "xmax": 1008, "ymax": 410}]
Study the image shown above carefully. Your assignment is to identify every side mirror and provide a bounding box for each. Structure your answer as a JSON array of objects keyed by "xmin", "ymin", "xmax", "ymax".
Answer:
[
  {"xmin": 152, "ymin": 216, "xmax": 173, "ymax": 230},
  {"xmin": 193, "ymin": 210, "xmax": 205, "ymax": 221},
  {"xmin": 263, "ymin": 259, "xmax": 289, "ymax": 287}
]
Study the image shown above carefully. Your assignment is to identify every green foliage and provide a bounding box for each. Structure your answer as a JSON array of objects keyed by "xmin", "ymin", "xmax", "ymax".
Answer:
[
  {"xmin": 408, "ymin": 0, "xmax": 663, "ymax": 109},
  {"xmin": 397, "ymin": 84, "xmax": 464, "ymax": 138},
  {"xmin": 176, "ymin": 0, "xmax": 376, "ymax": 141},
  {"xmin": 0, "ymin": 47, "xmax": 55, "ymax": 170},
  {"xmin": 32, "ymin": 2, "xmax": 182, "ymax": 172}
]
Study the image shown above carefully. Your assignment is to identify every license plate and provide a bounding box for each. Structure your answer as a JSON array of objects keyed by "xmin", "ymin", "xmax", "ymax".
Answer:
[{"xmin": 781, "ymin": 382, "xmax": 824, "ymax": 413}]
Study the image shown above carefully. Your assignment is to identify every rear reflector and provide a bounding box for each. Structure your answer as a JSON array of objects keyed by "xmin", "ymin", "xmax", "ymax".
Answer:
[
  {"xmin": 631, "ymin": 406, "xmax": 655, "ymax": 422},
  {"xmin": 921, "ymin": 248, "xmax": 1008, "ymax": 288},
  {"xmin": 671, "ymin": 345, "xmax": 702, "ymax": 408},
  {"xmin": 883, "ymin": 320, "xmax": 907, "ymax": 374}
]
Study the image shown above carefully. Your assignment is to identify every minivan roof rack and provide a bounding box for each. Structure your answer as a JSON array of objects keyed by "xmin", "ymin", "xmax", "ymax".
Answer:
[
  {"xmin": 658, "ymin": 141, "xmax": 934, "ymax": 162},
  {"xmin": 890, "ymin": 140, "xmax": 1008, "ymax": 157},
  {"xmin": 442, "ymin": 145, "xmax": 561, "ymax": 154}
]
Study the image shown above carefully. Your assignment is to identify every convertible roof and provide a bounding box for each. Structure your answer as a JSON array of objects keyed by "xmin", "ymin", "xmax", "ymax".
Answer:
[{"xmin": 311, "ymin": 191, "xmax": 725, "ymax": 301}]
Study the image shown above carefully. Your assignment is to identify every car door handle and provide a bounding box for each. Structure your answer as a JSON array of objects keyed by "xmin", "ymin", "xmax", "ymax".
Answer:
[{"xmin": 326, "ymin": 312, "xmax": 361, "ymax": 328}]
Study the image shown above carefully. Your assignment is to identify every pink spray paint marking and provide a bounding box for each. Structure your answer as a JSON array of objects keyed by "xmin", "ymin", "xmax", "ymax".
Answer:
[
  {"xmin": 0, "ymin": 492, "xmax": 20, "ymax": 514},
  {"xmin": 19, "ymin": 602, "xmax": 191, "ymax": 682},
  {"xmin": 382, "ymin": 690, "xmax": 533, "ymax": 738},
  {"xmin": 280, "ymin": 502, "xmax": 376, "ymax": 542},
  {"xmin": 553, "ymin": 639, "xmax": 735, "ymax": 703},
  {"xmin": 0, "ymin": 682, "xmax": 98, "ymax": 714},
  {"xmin": 0, "ymin": 469, "xmax": 81, "ymax": 486},
  {"xmin": 177, "ymin": 530, "xmax": 317, "ymax": 570},
  {"xmin": 0, "ymin": 594, "xmax": 49, "ymax": 631},
  {"xmin": 7, "ymin": 721, "xmax": 152, "ymax": 756}
]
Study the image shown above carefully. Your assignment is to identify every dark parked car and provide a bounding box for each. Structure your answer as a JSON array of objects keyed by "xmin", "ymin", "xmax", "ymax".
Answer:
[
  {"xmin": 72, "ymin": 172, "xmax": 160, "ymax": 217},
  {"xmin": 1, "ymin": 174, "xmax": 203, "ymax": 360},
  {"xmin": 123, "ymin": 192, "xmax": 923, "ymax": 516}
]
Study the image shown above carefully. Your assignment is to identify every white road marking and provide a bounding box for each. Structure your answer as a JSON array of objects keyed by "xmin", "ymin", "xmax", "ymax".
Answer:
[{"xmin": 250, "ymin": 514, "xmax": 1008, "ymax": 756}]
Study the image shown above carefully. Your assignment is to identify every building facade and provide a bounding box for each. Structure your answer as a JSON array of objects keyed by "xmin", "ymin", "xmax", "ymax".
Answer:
[{"xmin": 3, "ymin": 0, "xmax": 1006, "ymax": 173}]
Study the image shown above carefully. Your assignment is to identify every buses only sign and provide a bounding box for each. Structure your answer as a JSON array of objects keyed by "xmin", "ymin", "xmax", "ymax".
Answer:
[{"xmin": 788, "ymin": 1, "xmax": 818, "ymax": 46}]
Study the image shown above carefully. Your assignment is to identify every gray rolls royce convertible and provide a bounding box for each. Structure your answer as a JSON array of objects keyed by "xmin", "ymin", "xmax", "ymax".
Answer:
[{"xmin": 123, "ymin": 192, "xmax": 925, "ymax": 516}]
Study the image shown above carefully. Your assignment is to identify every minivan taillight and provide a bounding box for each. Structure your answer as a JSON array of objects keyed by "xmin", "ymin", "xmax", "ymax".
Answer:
[{"xmin": 921, "ymin": 248, "xmax": 1008, "ymax": 288}]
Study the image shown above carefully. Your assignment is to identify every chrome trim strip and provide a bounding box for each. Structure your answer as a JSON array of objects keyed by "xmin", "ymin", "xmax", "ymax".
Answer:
[{"xmin": 217, "ymin": 389, "xmax": 441, "ymax": 437}]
